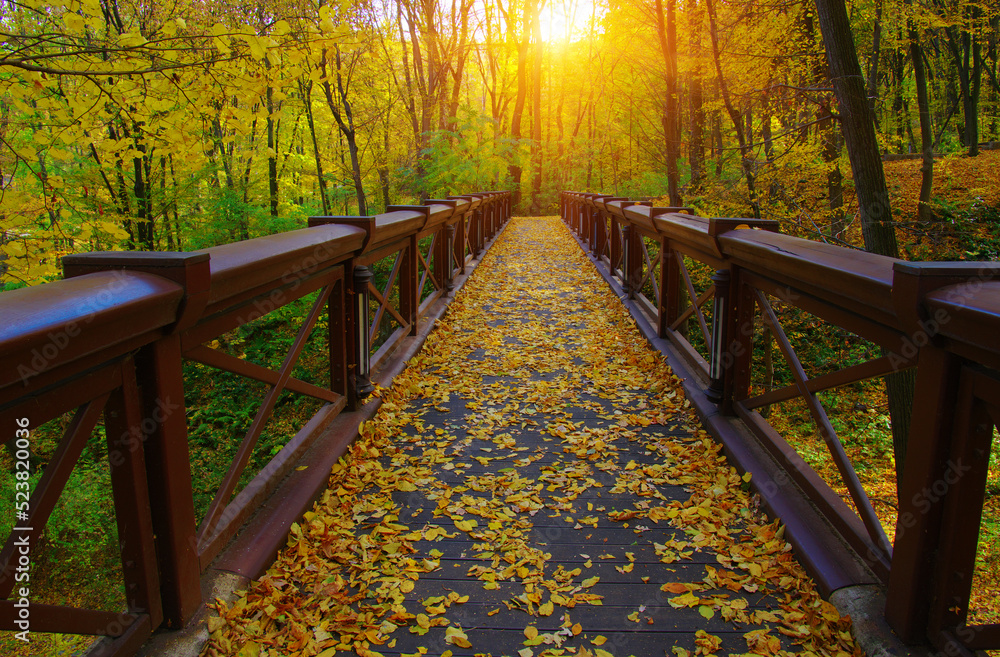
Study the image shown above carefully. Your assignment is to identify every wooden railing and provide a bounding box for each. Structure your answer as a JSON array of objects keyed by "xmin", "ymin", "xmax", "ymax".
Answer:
[
  {"xmin": 562, "ymin": 191, "xmax": 1000, "ymax": 654},
  {"xmin": 0, "ymin": 191, "xmax": 510, "ymax": 655}
]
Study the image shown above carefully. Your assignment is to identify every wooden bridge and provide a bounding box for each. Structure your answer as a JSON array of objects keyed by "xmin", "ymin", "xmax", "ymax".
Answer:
[{"xmin": 1, "ymin": 191, "xmax": 999, "ymax": 656}]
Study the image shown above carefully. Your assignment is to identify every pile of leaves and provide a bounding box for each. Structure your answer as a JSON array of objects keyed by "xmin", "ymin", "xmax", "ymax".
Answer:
[{"xmin": 201, "ymin": 217, "xmax": 862, "ymax": 656}]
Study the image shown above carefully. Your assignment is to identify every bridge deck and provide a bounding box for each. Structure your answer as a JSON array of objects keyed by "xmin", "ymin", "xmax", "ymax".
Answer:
[{"xmin": 203, "ymin": 218, "xmax": 860, "ymax": 657}]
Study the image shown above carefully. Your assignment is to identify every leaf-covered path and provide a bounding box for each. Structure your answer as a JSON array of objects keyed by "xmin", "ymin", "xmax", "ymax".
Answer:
[{"xmin": 203, "ymin": 218, "xmax": 861, "ymax": 657}]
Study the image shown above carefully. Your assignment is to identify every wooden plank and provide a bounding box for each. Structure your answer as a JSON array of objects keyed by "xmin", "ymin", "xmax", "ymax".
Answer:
[{"xmin": 205, "ymin": 218, "xmax": 859, "ymax": 657}]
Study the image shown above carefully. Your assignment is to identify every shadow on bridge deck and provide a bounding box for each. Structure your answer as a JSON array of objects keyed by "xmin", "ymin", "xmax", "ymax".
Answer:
[{"xmin": 201, "ymin": 218, "xmax": 861, "ymax": 657}]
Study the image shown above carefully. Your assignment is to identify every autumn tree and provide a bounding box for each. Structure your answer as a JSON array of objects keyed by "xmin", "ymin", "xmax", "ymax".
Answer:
[{"xmin": 814, "ymin": 0, "xmax": 915, "ymax": 482}]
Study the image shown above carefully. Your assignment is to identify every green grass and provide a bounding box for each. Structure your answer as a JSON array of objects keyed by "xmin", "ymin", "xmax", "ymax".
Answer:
[{"xmin": 0, "ymin": 419, "xmax": 124, "ymax": 656}]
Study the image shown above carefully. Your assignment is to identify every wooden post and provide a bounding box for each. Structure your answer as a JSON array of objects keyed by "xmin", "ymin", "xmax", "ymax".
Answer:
[
  {"xmin": 433, "ymin": 224, "xmax": 449, "ymax": 291},
  {"xmin": 328, "ymin": 275, "xmax": 348, "ymax": 398},
  {"xmin": 445, "ymin": 223, "xmax": 457, "ymax": 291},
  {"xmin": 658, "ymin": 240, "xmax": 680, "ymax": 339},
  {"xmin": 61, "ymin": 251, "xmax": 209, "ymax": 628},
  {"xmin": 476, "ymin": 205, "xmax": 486, "ymax": 259},
  {"xmin": 457, "ymin": 213, "xmax": 468, "ymax": 274},
  {"xmin": 925, "ymin": 371, "xmax": 995, "ymax": 647},
  {"xmin": 596, "ymin": 209, "xmax": 608, "ymax": 260},
  {"xmin": 401, "ymin": 234, "xmax": 419, "ymax": 336},
  {"xmin": 621, "ymin": 225, "xmax": 633, "ymax": 297},
  {"xmin": 103, "ymin": 357, "xmax": 163, "ymax": 629},
  {"xmin": 885, "ymin": 345, "xmax": 961, "ymax": 641},
  {"xmin": 728, "ymin": 267, "xmax": 755, "ymax": 413},
  {"xmin": 487, "ymin": 196, "xmax": 497, "ymax": 239},
  {"xmin": 590, "ymin": 208, "xmax": 600, "ymax": 256},
  {"xmin": 134, "ymin": 334, "xmax": 202, "ymax": 626},
  {"xmin": 351, "ymin": 265, "xmax": 374, "ymax": 401},
  {"xmin": 626, "ymin": 226, "xmax": 643, "ymax": 299}
]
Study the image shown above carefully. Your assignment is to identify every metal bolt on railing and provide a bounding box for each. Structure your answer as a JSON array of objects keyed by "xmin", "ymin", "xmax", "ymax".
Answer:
[{"xmin": 706, "ymin": 268, "xmax": 731, "ymax": 405}]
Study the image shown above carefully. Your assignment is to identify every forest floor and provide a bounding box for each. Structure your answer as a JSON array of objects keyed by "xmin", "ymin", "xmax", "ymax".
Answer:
[
  {"xmin": 886, "ymin": 150, "xmax": 1000, "ymax": 261},
  {"xmin": 699, "ymin": 149, "xmax": 1000, "ymax": 262},
  {"xmin": 884, "ymin": 150, "xmax": 1000, "ymax": 220}
]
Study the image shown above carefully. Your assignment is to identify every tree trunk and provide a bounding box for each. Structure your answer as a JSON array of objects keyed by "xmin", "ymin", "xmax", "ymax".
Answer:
[
  {"xmin": 555, "ymin": 89, "xmax": 565, "ymax": 191},
  {"xmin": 380, "ymin": 109, "xmax": 392, "ymax": 212},
  {"xmin": 402, "ymin": 0, "xmax": 434, "ymax": 199},
  {"xmin": 321, "ymin": 45, "xmax": 368, "ymax": 216},
  {"xmin": 989, "ymin": 17, "xmax": 999, "ymax": 139},
  {"xmin": 689, "ymin": 71, "xmax": 706, "ymax": 191},
  {"xmin": 266, "ymin": 82, "xmax": 279, "ymax": 218},
  {"xmin": 655, "ymin": 0, "xmax": 682, "ymax": 206},
  {"xmin": 970, "ymin": 33, "xmax": 983, "ymax": 155},
  {"xmin": 707, "ymin": 0, "xmax": 759, "ymax": 218},
  {"xmin": 160, "ymin": 156, "xmax": 172, "ymax": 250},
  {"xmin": 447, "ymin": 0, "xmax": 472, "ymax": 126},
  {"xmin": 396, "ymin": 2, "xmax": 422, "ymax": 155},
  {"xmin": 299, "ymin": 79, "xmax": 330, "ymax": 215},
  {"xmin": 892, "ymin": 48, "xmax": 916, "ymax": 152},
  {"xmin": 815, "ymin": 0, "xmax": 898, "ymax": 256},
  {"xmin": 945, "ymin": 19, "xmax": 983, "ymax": 156},
  {"xmin": 133, "ymin": 139, "xmax": 155, "ymax": 249},
  {"xmin": 586, "ymin": 100, "xmax": 594, "ymax": 189},
  {"xmin": 805, "ymin": 2, "xmax": 845, "ymax": 239},
  {"xmin": 239, "ymin": 117, "xmax": 258, "ymax": 240},
  {"xmin": 530, "ymin": 0, "xmax": 543, "ymax": 214},
  {"xmin": 509, "ymin": 0, "xmax": 532, "ymax": 210},
  {"xmin": 713, "ymin": 110, "xmax": 724, "ymax": 177},
  {"xmin": 909, "ymin": 18, "xmax": 934, "ymax": 223},
  {"xmin": 866, "ymin": 0, "xmax": 882, "ymax": 114},
  {"xmin": 815, "ymin": 0, "xmax": 914, "ymax": 485},
  {"xmin": 819, "ymin": 103, "xmax": 845, "ymax": 238},
  {"xmin": 168, "ymin": 154, "xmax": 182, "ymax": 250}
]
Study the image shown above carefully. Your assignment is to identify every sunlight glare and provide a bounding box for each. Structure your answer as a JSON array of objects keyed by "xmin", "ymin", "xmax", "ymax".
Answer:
[{"xmin": 539, "ymin": 0, "xmax": 601, "ymax": 42}]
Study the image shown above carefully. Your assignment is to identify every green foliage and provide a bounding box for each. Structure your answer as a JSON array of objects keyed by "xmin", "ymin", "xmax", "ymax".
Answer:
[
  {"xmin": 422, "ymin": 109, "xmax": 515, "ymax": 198},
  {"xmin": 184, "ymin": 293, "xmax": 327, "ymax": 518},
  {"xmin": 0, "ymin": 419, "xmax": 125, "ymax": 657},
  {"xmin": 936, "ymin": 197, "xmax": 1000, "ymax": 260},
  {"xmin": 620, "ymin": 171, "xmax": 674, "ymax": 200}
]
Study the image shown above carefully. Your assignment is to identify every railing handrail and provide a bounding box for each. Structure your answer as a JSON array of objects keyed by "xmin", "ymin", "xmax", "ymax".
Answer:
[
  {"xmin": 925, "ymin": 281, "xmax": 1000, "ymax": 366},
  {"xmin": 0, "ymin": 270, "xmax": 185, "ymax": 393},
  {"xmin": 568, "ymin": 189, "xmax": 957, "ymax": 340},
  {"xmin": 561, "ymin": 189, "xmax": 1000, "ymax": 654},
  {"xmin": 720, "ymin": 228, "xmax": 899, "ymax": 328},
  {"xmin": 199, "ymin": 223, "xmax": 366, "ymax": 306},
  {"xmin": 587, "ymin": 187, "xmax": 1000, "ymax": 364},
  {"xmin": 0, "ymin": 190, "xmax": 510, "ymax": 657}
]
